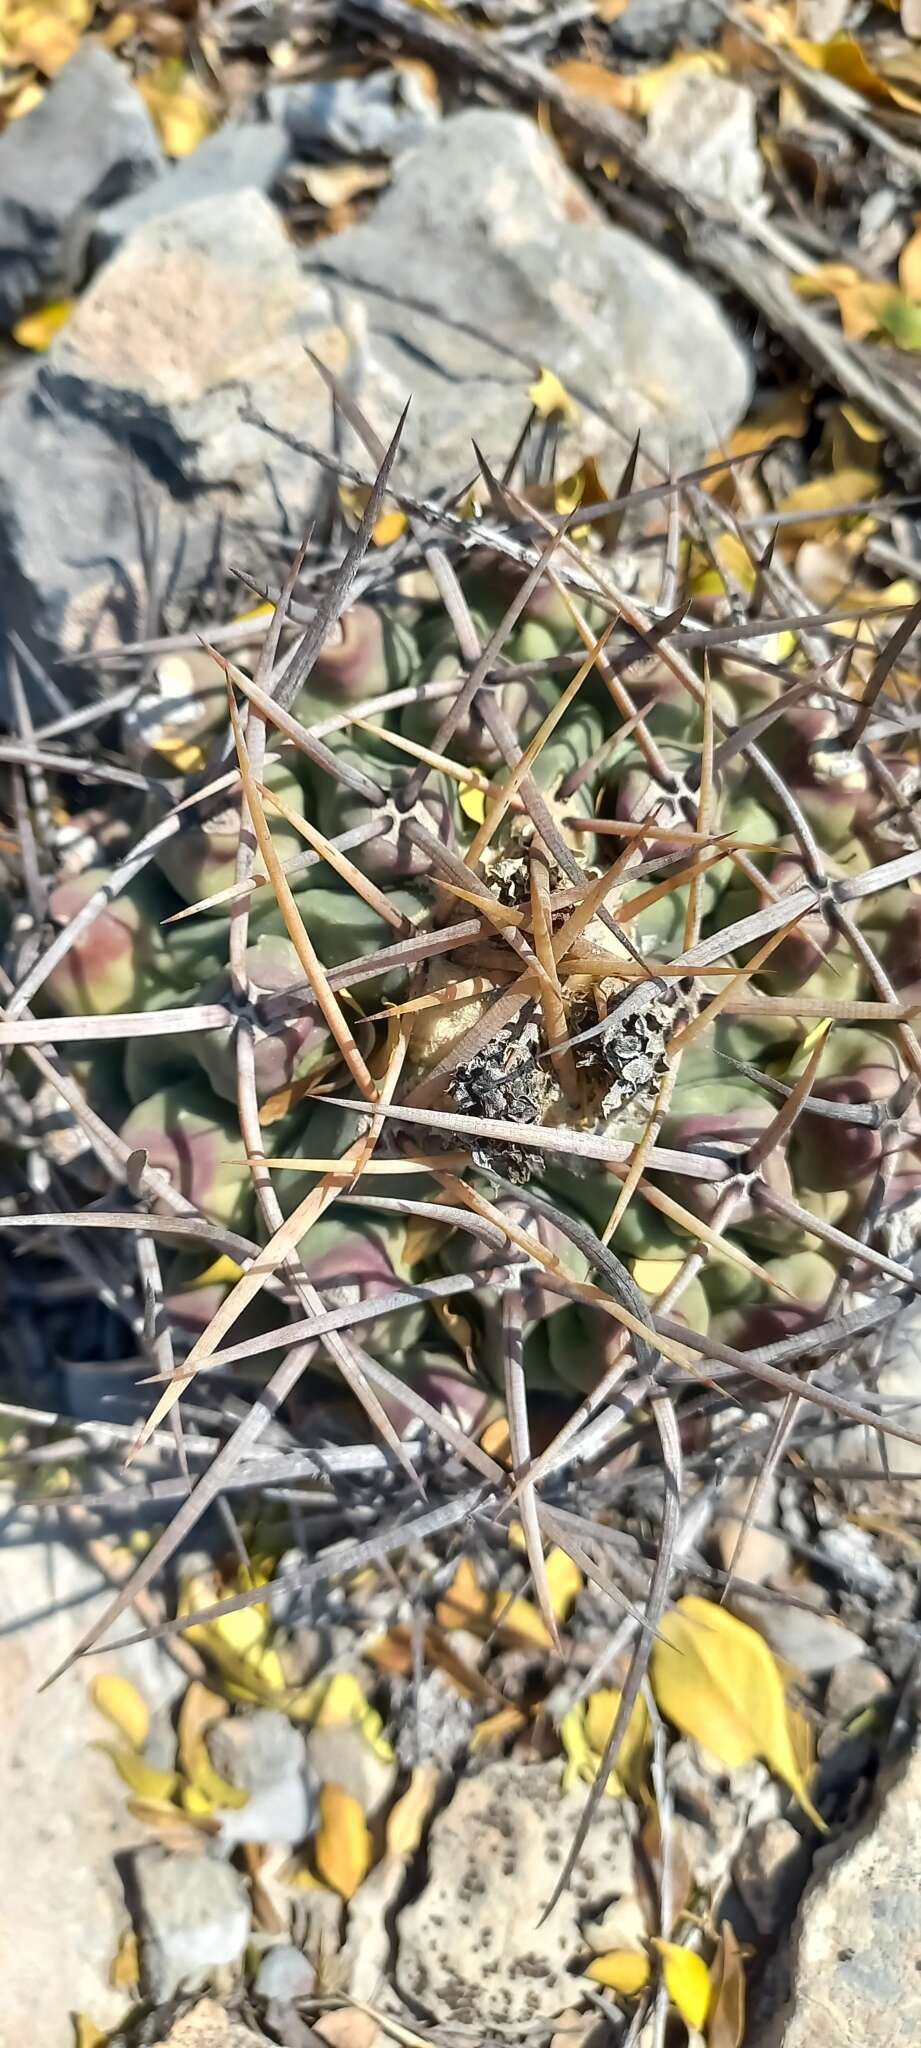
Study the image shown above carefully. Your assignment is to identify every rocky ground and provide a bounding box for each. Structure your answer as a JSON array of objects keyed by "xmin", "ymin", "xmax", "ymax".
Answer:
[{"xmin": 3, "ymin": 0, "xmax": 921, "ymax": 2043}]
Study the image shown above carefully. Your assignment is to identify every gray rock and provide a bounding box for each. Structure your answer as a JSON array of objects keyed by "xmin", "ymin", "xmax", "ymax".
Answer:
[
  {"xmin": 311, "ymin": 109, "xmax": 751, "ymax": 483},
  {"xmin": 341, "ymin": 1853, "xmax": 409, "ymax": 2000},
  {"xmin": 609, "ymin": 0, "xmax": 721, "ymax": 55},
  {"xmin": 827, "ymin": 1289, "xmax": 921, "ymax": 1505},
  {"xmin": 733, "ymin": 1817, "xmax": 808, "ymax": 1937},
  {"xmin": 396, "ymin": 1760, "xmax": 636, "ymax": 2023},
  {"xmin": 267, "ymin": 68, "xmax": 438, "ymax": 156},
  {"xmin": 92, "ymin": 121, "xmax": 290, "ymax": 264},
  {"xmin": 0, "ymin": 111, "xmax": 750, "ymax": 691},
  {"xmin": 149, "ymin": 1999, "xmax": 273, "ymax": 2048},
  {"xmin": 0, "ymin": 44, "xmax": 162, "ymax": 326},
  {"xmin": 668, "ymin": 1739, "xmax": 775, "ymax": 1886},
  {"xmin": 816, "ymin": 1523, "xmax": 896, "ymax": 1601},
  {"xmin": 394, "ymin": 1668, "xmax": 475, "ymax": 1770},
  {"xmin": 305, "ymin": 1721, "xmax": 396, "ymax": 1818},
  {"xmin": 208, "ymin": 1708, "xmax": 314, "ymax": 1848},
  {"xmin": 795, "ymin": 0, "xmax": 850, "ymax": 35},
  {"xmin": 0, "ymin": 189, "xmax": 355, "ymax": 685},
  {"xmin": 751, "ymin": 1728, "xmax": 921, "ymax": 2046},
  {"xmin": 253, "ymin": 1944, "xmax": 316, "ymax": 2001},
  {"xmin": 0, "ymin": 1515, "xmax": 184, "ymax": 2047},
  {"xmin": 643, "ymin": 73, "xmax": 764, "ymax": 214},
  {"xmin": 730, "ymin": 1592, "xmax": 866, "ymax": 1675},
  {"xmin": 824, "ymin": 1660, "xmax": 891, "ymax": 1724},
  {"xmin": 132, "ymin": 1844, "xmax": 251, "ymax": 2000}
]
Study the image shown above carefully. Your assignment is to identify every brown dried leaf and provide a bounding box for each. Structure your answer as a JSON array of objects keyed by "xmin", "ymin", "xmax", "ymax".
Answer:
[{"xmin": 708, "ymin": 1922, "xmax": 747, "ymax": 2048}]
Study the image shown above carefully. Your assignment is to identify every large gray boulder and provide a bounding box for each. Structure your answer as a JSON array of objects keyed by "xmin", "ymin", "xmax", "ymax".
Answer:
[
  {"xmin": 0, "ymin": 44, "xmax": 163, "ymax": 327},
  {"xmin": 0, "ymin": 110, "xmax": 750, "ymax": 691},
  {"xmin": 92, "ymin": 118, "xmax": 291, "ymax": 265},
  {"xmin": 310, "ymin": 108, "xmax": 751, "ymax": 485},
  {"xmin": 0, "ymin": 189, "xmax": 355, "ymax": 678}
]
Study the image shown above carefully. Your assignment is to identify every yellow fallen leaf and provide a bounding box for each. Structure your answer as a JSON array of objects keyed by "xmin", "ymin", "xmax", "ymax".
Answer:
[
  {"xmin": 74, "ymin": 2019, "xmax": 107, "ymax": 2048},
  {"xmin": 386, "ymin": 1762, "xmax": 439, "ymax": 1855},
  {"xmin": 90, "ymin": 1674, "xmax": 150, "ymax": 1751},
  {"xmin": 492, "ymin": 1592, "xmax": 553, "ymax": 1651},
  {"xmin": 11, "ymin": 299, "xmax": 75, "ymax": 350},
  {"xmin": 470, "ymin": 1705, "xmax": 528, "ymax": 1752},
  {"xmin": 820, "ymin": 401, "xmax": 885, "ymax": 475},
  {"xmin": 314, "ymin": 1671, "xmax": 371, "ymax": 1726},
  {"xmin": 139, "ymin": 60, "xmax": 217, "ymax": 158},
  {"xmin": 789, "ymin": 29, "xmax": 921, "ymax": 112},
  {"xmin": 708, "ymin": 1922, "xmax": 747, "ymax": 2048},
  {"xmin": 125, "ymin": 1796, "xmax": 221, "ymax": 1843},
  {"xmin": 586, "ymin": 1951, "xmax": 651, "ymax": 1995},
  {"xmin": 178, "ymin": 1572, "xmax": 287, "ymax": 1699},
  {"xmin": 459, "ymin": 783, "xmax": 487, "ymax": 825},
  {"xmin": 528, "ymin": 367, "xmax": 579, "ymax": 422},
  {"xmin": 704, "ymin": 388, "xmax": 810, "ymax": 488},
  {"xmin": 188, "ymin": 1754, "xmax": 251, "ymax": 1813},
  {"xmin": 900, "ymin": 226, "xmax": 921, "ymax": 302},
  {"xmin": 480, "ymin": 1416, "xmax": 512, "ymax": 1464},
  {"xmin": 560, "ymin": 1702, "xmax": 598, "ymax": 1795},
  {"xmin": 552, "ymin": 56, "xmax": 635, "ymax": 109},
  {"xmin": 314, "ymin": 1784, "xmax": 373, "ymax": 1899},
  {"xmin": 402, "ymin": 0, "xmax": 455, "ymax": 18},
  {"xmin": 649, "ymin": 1596, "xmax": 825, "ymax": 1825},
  {"xmin": 97, "ymin": 1744, "xmax": 180, "ymax": 1804},
  {"xmin": 790, "ymin": 266, "xmax": 903, "ymax": 346},
  {"xmin": 296, "ymin": 1669, "xmax": 394, "ymax": 1759},
  {"xmin": 234, "ymin": 601, "xmax": 275, "ymax": 625},
  {"xmin": 554, "ymin": 48, "xmax": 723, "ymax": 117},
  {"xmin": 651, "ymin": 1941, "xmax": 711, "ymax": 2030},
  {"xmin": 775, "ymin": 466, "xmax": 878, "ymax": 542},
  {"xmin": 632, "ymin": 49, "xmax": 726, "ymax": 115},
  {"xmin": 149, "ymin": 731, "xmax": 208, "ymax": 774},
  {"xmin": 436, "ymin": 1555, "xmax": 490, "ymax": 1632},
  {"xmin": 4, "ymin": 79, "xmax": 46, "ymax": 119},
  {"xmin": 690, "ymin": 532, "xmax": 757, "ymax": 599},
  {"xmin": 560, "ymin": 1687, "xmax": 649, "ymax": 1800},
  {"xmin": 186, "ymin": 1253, "xmax": 245, "ymax": 1291},
  {"xmin": 545, "ymin": 1547, "xmax": 583, "ymax": 1623},
  {"xmin": 4, "ymin": 0, "xmax": 93, "ymax": 74},
  {"xmin": 179, "ymin": 1783, "xmax": 214, "ymax": 1817},
  {"xmin": 100, "ymin": 11, "xmax": 136, "ymax": 49},
  {"xmin": 108, "ymin": 1928, "xmax": 139, "ymax": 1990},
  {"xmin": 338, "ymin": 480, "xmax": 408, "ymax": 547},
  {"xmin": 584, "ymin": 1687, "xmax": 651, "ymax": 1799}
]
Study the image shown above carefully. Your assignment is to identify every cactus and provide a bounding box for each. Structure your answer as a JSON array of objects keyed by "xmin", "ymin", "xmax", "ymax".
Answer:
[{"xmin": 14, "ymin": 468, "xmax": 921, "ymax": 1444}]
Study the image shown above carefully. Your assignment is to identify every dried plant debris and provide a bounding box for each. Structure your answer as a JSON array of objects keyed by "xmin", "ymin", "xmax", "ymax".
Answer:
[{"xmin": 448, "ymin": 1016, "xmax": 553, "ymax": 1182}]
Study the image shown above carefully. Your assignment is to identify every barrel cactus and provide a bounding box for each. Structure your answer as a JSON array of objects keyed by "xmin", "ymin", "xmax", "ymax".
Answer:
[{"xmin": 7, "ymin": 443, "xmax": 921, "ymax": 1453}]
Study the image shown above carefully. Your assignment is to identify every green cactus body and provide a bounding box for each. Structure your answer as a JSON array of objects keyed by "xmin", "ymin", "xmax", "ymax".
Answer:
[
  {"xmin": 121, "ymin": 1084, "xmax": 257, "ymax": 1230},
  {"xmin": 28, "ymin": 552, "xmax": 921, "ymax": 1419},
  {"xmin": 152, "ymin": 755, "xmax": 308, "ymax": 913}
]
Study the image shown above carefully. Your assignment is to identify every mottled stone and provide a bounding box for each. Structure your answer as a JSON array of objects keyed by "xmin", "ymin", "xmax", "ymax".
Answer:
[{"xmin": 396, "ymin": 1760, "xmax": 635, "ymax": 2023}]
